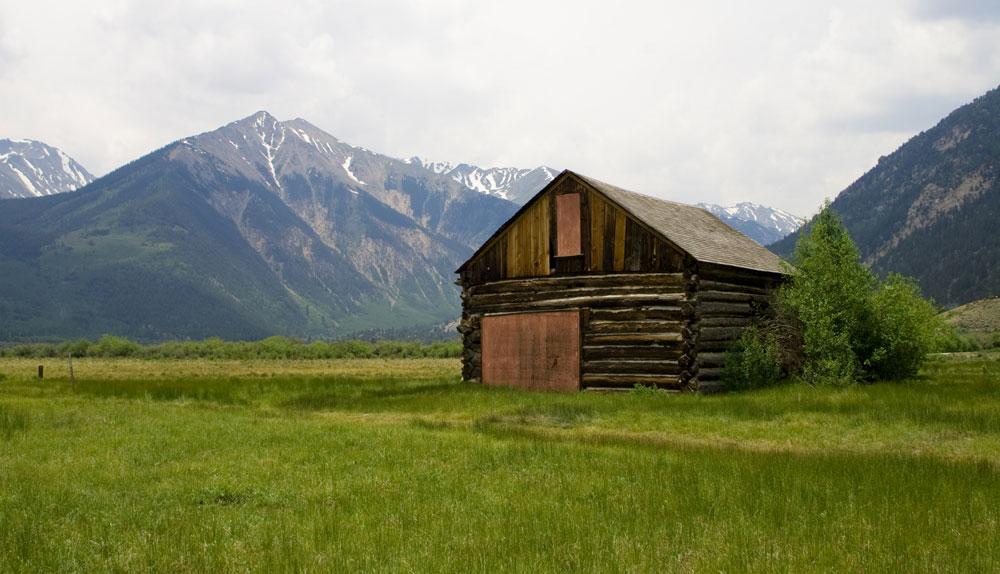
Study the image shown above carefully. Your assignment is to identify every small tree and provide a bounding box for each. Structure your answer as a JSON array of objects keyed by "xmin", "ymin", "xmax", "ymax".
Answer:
[
  {"xmin": 777, "ymin": 203, "xmax": 943, "ymax": 384},
  {"xmin": 779, "ymin": 203, "xmax": 874, "ymax": 384}
]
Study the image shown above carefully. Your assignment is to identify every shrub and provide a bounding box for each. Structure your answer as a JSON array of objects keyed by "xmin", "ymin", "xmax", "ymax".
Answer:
[
  {"xmin": 722, "ymin": 326, "xmax": 783, "ymax": 391},
  {"xmin": 864, "ymin": 274, "xmax": 948, "ymax": 379},
  {"xmin": 92, "ymin": 335, "xmax": 142, "ymax": 357}
]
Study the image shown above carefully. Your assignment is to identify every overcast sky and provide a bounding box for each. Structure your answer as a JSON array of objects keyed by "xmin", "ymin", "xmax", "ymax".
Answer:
[{"xmin": 2, "ymin": 0, "xmax": 999, "ymax": 215}]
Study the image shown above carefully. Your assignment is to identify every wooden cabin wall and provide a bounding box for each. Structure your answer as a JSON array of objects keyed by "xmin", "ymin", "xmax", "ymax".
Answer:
[
  {"xmin": 458, "ymin": 272, "xmax": 699, "ymax": 391},
  {"xmin": 461, "ymin": 177, "xmax": 687, "ymax": 286},
  {"xmin": 688, "ymin": 264, "xmax": 783, "ymax": 392}
]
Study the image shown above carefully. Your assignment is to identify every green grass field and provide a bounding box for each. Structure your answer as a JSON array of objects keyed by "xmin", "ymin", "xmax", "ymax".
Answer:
[{"xmin": 1, "ymin": 354, "xmax": 998, "ymax": 572}]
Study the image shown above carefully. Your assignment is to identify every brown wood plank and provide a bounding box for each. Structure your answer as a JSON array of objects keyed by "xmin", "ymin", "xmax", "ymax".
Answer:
[
  {"xmin": 698, "ymin": 316, "xmax": 753, "ymax": 328},
  {"xmin": 584, "ymin": 360, "xmax": 681, "ymax": 374},
  {"xmin": 589, "ymin": 192, "xmax": 605, "ymax": 272},
  {"xmin": 699, "ymin": 326, "xmax": 746, "ymax": 341},
  {"xmin": 588, "ymin": 306, "xmax": 686, "ymax": 321},
  {"xmin": 697, "ymin": 291, "xmax": 759, "ymax": 303},
  {"xmin": 613, "ymin": 209, "xmax": 626, "ymax": 271},
  {"xmin": 468, "ymin": 273, "xmax": 686, "ymax": 295},
  {"xmin": 698, "ymin": 302, "xmax": 754, "ymax": 316},
  {"xmin": 588, "ymin": 320, "xmax": 684, "ymax": 334},
  {"xmin": 469, "ymin": 285, "xmax": 677, "ymax": 306},
  {"xmin": 584, "ymin": 332, "xmax": 684, "ymax": 344},
  {"xmin": 698, "ymin": 352, "xmax": 728, "ymax": 367},
  {"xmin": 698, "ymin": 280, "xmax": 771, "ymax": 295},
  {"xmin": 471, "ymin": 293, "xmax": 687, "ymax": 314},
  {"xmin": 583, "ymin": 345, "xmax": 683, "ymax": 360},
  {"xmin": 581, "ymin": 374, "xmax": 683, "ymax": 388}
]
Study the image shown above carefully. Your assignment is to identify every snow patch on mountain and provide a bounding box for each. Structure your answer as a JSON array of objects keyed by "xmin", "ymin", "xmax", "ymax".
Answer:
[
  {"xmin": 0, "ymin": 139, "xmax": 94, "ymax": 199},
  {"xmin": 698, "ymin": 201, "xmax": 804, "ymax": 245},
  {"xmin": 342, "ymin": 156, "xmax": 366, "ymax": 185},
  {"xmin": 406, "ymin": 156, "xmax": 557, "ymax": 204}
]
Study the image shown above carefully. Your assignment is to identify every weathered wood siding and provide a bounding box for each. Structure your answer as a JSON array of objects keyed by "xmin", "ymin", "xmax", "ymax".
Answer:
[
  {"xmin": 689, "ymin": 264, "xmax": 782, "ymax": 392},
  {"xmin": 460, "ymin": 176, "xmax": 687, "ymax": 286},
  {"xmin": 459, "ymin": 273, "xmax": 699, "ymax": 391}
]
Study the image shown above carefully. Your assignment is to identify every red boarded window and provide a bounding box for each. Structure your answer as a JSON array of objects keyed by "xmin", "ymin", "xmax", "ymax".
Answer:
[{"xmin": 555, "ymin": 193, "xmax": 582, "ymax": 256}]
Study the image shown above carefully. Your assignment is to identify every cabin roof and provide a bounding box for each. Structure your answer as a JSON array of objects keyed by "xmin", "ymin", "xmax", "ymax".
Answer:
[
  {"xmin": 574, "ymin": 173, "xmax": 787, "ymax": 275},
  {"xmin": 458, "ymin": 170, "xmax": 788, "ymax": 275}
]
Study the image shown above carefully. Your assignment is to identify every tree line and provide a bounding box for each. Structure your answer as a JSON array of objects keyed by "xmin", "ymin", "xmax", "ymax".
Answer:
[{"xmin": 0, "ymin": 336, "xmax": 462, "ymax": 360}]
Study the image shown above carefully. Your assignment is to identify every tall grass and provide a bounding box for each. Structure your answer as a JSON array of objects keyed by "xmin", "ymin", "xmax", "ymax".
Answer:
[
  {"xmin": 0, "ymin": 403, "xmax": 29, "ymax": 440},
  {"xmin": 0, "ymin": 355, "xmax": 997, "ymax": 571}
]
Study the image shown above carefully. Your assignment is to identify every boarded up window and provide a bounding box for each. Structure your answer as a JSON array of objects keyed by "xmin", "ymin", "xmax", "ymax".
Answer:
[
  {"xmin": 555, "ymin": 193, "xmax": 582, "ymax": 256},
  {"xmin": 482, "ymin": 310, "xmax": 581, "ymax": 391}
]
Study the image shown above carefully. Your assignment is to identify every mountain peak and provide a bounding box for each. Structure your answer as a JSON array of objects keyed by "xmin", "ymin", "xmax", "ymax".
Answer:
[
  {"xmin": 0, "ymin": 138, "xmax": 94, "ymax": 199},
  {"xmin": 698, "ymin": 201, "xmax": 804, "ymax": 245}
]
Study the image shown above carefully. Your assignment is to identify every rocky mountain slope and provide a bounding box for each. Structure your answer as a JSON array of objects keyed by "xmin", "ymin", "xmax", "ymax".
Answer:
[
  {"xmin": 697, "ymin": 202, "xmax": 803, "ymax": 245},
  {"xmin": 771, "ymin": 85, "xmax": 1000, "ymax": 307},
  {"xmin": 0, "ymin": 139, "xmax": 93, "ymax": 199},
  {"xmin": 409, "ymin": 158, "xmax": 558, "ymax": 204},
  {"xmin": 0, "ymin": 112, "xmax": 516, "ymax": 341}
]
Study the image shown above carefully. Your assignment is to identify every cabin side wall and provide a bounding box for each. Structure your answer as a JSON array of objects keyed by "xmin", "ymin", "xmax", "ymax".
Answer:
[
  {"xmin": 459, "ymin": 273, "xmax": 699, "ymax": 391},
  {"xmin": 689, "ymin": 264, "xmax": 783, "ymax": 392}
]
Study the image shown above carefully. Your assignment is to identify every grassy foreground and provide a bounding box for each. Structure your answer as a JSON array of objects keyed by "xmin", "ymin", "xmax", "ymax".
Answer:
[{"xmin": 1, "ymin": 355, "xmax": 998, "ymax": 572}]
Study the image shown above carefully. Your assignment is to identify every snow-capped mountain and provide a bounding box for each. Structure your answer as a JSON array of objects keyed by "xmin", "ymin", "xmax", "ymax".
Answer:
[
  {"xmin": 698, "ymin": 202, "xmax": 804, "ymax": 245},
  {"xmin": 407, "ymin": 157, "xmax": 557, "ymax": 204},
  {"xmin": 0, "ymin": 111, "xmax": 517, "ymax": 341},
  {"xmin": 0, "ymin": 139, "xmax": 93, "ymax": 199}
]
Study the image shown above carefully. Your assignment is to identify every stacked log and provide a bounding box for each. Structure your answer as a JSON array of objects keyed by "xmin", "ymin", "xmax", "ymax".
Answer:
[
  {"xmin": 461, "ymin": 273, "xmax": 690, "ymax": 391},
  {"xmin": 460, "ymin": 266, "xmax": 781, "ymax": 393},
  {"xmin": 693, "ymin": 266, "xmax": 780, "ymax": 390}
]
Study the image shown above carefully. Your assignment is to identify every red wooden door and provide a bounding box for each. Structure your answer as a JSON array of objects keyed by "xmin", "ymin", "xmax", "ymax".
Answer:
[{"xmin": 481, "ymin": 310, "xmax": 581, "ymax": 391}]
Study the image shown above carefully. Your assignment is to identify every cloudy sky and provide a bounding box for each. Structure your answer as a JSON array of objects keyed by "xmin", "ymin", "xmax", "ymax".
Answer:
[{"xmin": 2, "ymin": 0, "xmax": 999, "ymax": 215}]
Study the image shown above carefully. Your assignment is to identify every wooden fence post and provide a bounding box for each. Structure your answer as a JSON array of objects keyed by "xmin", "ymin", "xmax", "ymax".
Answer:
[
  {"xmin": 68, "ymin": 353, "xmax": 75, "ymax": 386},
  {"xmin": 37, "ymin": 365, "xmax": 43, "ymax": 379}
]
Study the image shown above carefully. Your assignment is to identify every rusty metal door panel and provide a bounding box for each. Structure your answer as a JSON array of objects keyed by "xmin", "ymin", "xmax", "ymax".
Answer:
[
  {"xmin": 556, "ymin": 193, "xmax": 582, "ymax": 256},
  {"xmin": 482, "ymin": 310, "xmax": 581, "ymax": 391}
]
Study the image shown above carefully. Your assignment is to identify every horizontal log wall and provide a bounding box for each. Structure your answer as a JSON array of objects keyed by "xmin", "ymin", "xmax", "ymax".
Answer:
[
  {"xmin": 691, "ymin": 265, "xmax": 782, "ymax": 392},
  {"xmin": 460, "ymin": 273, "xmax": 696, "ymax": 391}
]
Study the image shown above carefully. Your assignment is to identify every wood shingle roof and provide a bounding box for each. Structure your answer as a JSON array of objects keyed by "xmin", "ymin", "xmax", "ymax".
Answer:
[{"xmin": 574, "ymin": 172, "xmax": 787, "ymax": 275}]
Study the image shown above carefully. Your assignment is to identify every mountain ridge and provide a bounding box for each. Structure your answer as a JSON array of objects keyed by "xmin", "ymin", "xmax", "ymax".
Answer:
[
  {"xmin": 698, "ymin": 202, "xmax": 804, "ymax": 245},
  {"xmin": 0, "ymin": 111, "xmax": 517, "ymax": 341},
  {"xmin": 0, "ymin": 139, "xmax": 93, "ymax": 199},
  {"xmin": 770, "ymin": 85, "xmax": 1000, "ymax": 307}
]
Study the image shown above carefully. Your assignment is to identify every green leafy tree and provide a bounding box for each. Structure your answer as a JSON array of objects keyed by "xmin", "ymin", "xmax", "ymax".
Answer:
[
  {"xmin": 778, "ymin": 203, "xmax": 944, "ymax": 385},
  {"xmin": 780, "ymin": 204, "xmax": 874, "ymax": 384}
]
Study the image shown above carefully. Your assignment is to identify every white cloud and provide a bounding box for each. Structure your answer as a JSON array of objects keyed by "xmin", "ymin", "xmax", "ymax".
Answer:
[{"xmin": 0, "ymin": 0, "xmax": 998, "ymax": 216}]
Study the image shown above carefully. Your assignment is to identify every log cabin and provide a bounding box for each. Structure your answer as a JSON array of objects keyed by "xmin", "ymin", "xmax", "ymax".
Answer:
[{"xmin": 456, "ymin": 170, "xmax": 789, "ymax": 392}]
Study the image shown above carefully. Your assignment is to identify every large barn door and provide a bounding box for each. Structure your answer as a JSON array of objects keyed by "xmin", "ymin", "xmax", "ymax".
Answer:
[{"xmin": 481, "ymin": 310, "xmax": 581, "ymax": 391}]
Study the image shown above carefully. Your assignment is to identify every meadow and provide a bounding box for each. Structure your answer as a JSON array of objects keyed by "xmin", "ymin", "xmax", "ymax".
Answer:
[{"xmin": 1, "ymin": 353, "xmax": 998, "ymax": 572}]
